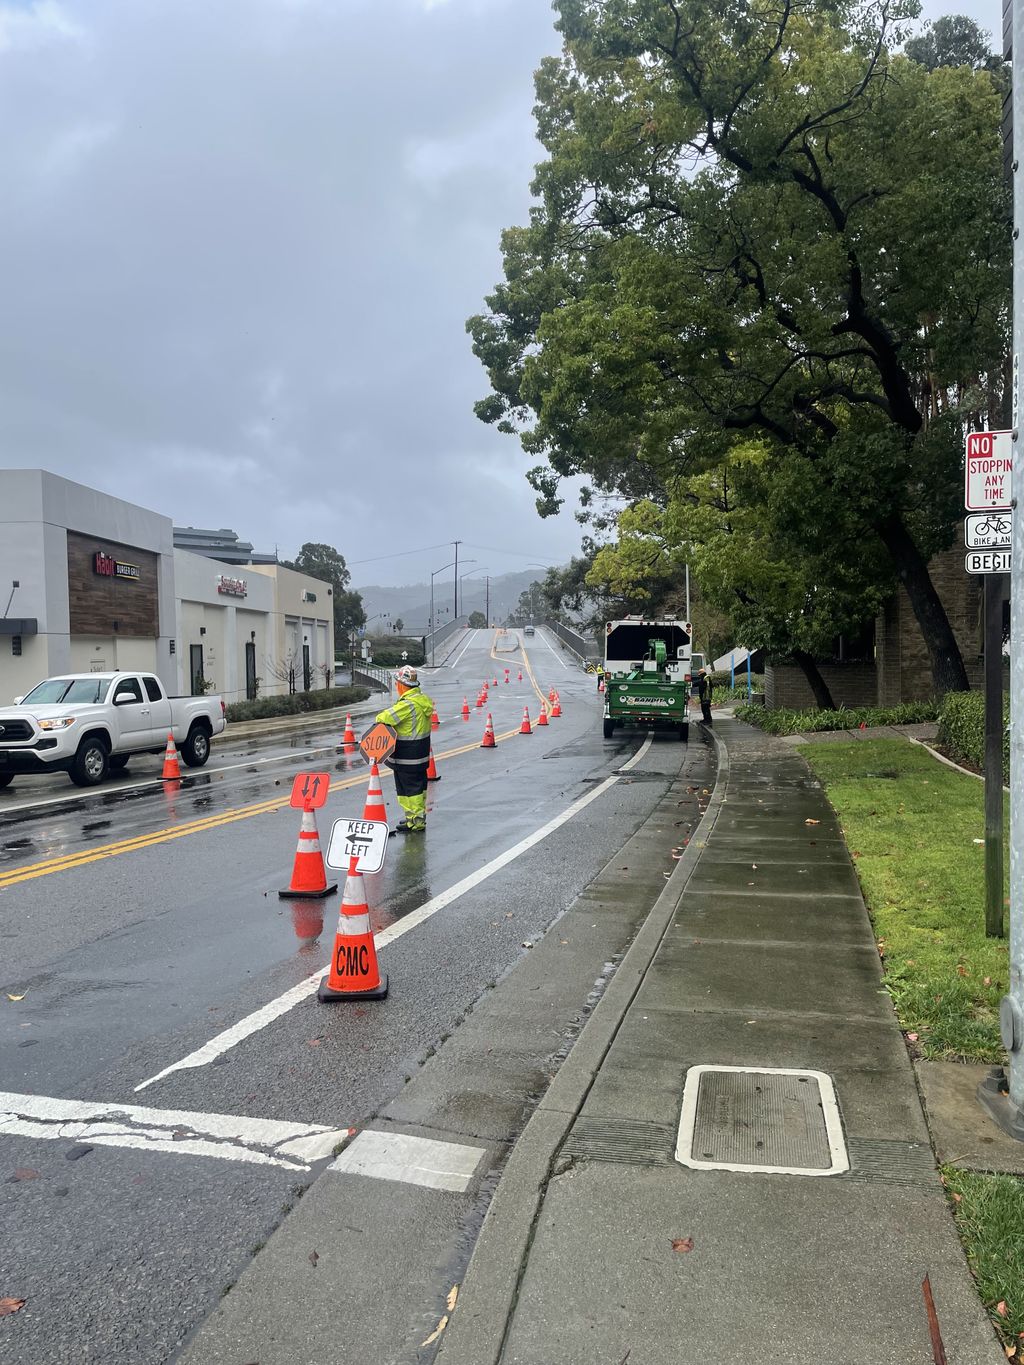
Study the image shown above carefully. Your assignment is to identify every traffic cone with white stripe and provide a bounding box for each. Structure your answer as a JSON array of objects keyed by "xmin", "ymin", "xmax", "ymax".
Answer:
[
  {"xmin": 504, "ymin": 668, "xmax": 510, "ymax": 683},
  {"xmin": 161, "ymin": 733, "xmax": 181, "ymax": 781},
  {"xmin": 476, "ymin": 692, "xmax": 485, "ymax": 708},
  {"xmin": 536, "ymin": 705, "xmax": 549, "ymax": 727},
  {"xmin": 481, "ymin": 713, "xmax": 496, "ymax": 748},
  {"xmin": 362, "ymin": 761, "xmax": 389, "ymax": 828},
  {"xmin": 493, "ymin": 677, "xmax": 498, "ymax": 688},
  {"xmin": 551, "ymin": 694, "xmax": 562, "ymax": 718},
  {"xmin": 517, "ymin": 670, "xmax": 523, "ymax": 682},
  {"xmin": 342, "ymin": 714, "xmax": 357, "ymax": 751},
  {"xmin": 427, "ymin": 748, "xmax": 440, "ymax": 781},
  {"xmin": 520, "ymin": 706, "xmax": 532, "ymax": 735},
  {"xmin": 431, "ymin": 706, "xmax": 440, "ymax": 731},
  {"xmin": 461, "ymin": 697, "xmax": 470, "ymax": 720},
  {"xmin": 548, "ymin": 688, "xmax": 557, "ymax": 704},
  {"xmin": 279, "ymin": 806, "xmax": 337, "ymax": 899},
  {"xmin": 318, "ymin": 863, "xmax": 388, "ymax": 1002}
]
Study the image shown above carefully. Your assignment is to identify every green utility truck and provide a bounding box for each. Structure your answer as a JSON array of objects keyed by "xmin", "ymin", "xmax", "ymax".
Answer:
[{"xmin": 602, "ymin": 617, "xmax": 693, "ymax": 741}]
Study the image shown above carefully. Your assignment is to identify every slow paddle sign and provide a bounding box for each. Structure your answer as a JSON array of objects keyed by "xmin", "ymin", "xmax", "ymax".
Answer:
[{"xmin": 359, "ymin": 722, "xmax": 397, "ymax": 765}]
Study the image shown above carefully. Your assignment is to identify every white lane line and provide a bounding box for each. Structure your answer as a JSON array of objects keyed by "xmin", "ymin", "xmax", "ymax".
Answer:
[
  {"xmin": 538, "ymin": 627, "xmax": 572, "ymax": 671},
  {"xmin": 0, "ymin": 745, "xmax": 345, "ymax": 816},
  {"xmin": 329, "ymin": 1130, "xmax": 484, "ymax": 1192},
  {"xmin": 619, "ymin": 733, "xmax": 654, "ymax": 772},
  {"xmin": 0, "ymin": 1091, "xmax": 350, "ymax": 1171},
  {"xmin": 135, "ymin": 767, "xmax": 630, "ymax": 1092},
  {"xmin": 442, "ymin": 629, "xmax": 478, "ymax": 670}
]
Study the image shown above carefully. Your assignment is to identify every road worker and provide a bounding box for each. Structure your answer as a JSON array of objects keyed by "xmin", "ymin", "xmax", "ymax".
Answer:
[{"xmin": 376, "ymin": 664, "xmax": 434, "ymax": 833}]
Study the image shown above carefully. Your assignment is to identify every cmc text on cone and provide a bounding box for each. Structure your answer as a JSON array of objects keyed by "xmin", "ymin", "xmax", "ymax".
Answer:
[{"xmin": 318, "ymin": 864, "xmax": 388, "ymax": 1002}]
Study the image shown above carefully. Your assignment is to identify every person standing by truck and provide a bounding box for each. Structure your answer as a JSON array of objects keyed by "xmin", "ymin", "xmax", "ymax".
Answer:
[
  {"xmin": 697, "ymin": 668, "xmax": 713, "ymax": 726},
  {"xmin": 376, "ymin": 664, "xmax": 434, "ymax": 832}
]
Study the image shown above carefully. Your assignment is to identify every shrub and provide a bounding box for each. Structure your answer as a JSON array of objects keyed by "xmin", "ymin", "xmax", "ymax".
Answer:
[
  {"xmin": 735, "ymin": 701, "xmax": 940, "ymax": 736},
  {"xmin": 359, "ymin": 638, "xmax": 425, "ymax": 667},
  {"xmin": 709, "ymin": 668, "xmax": 763, "ymax": 690},
  {"xmin": 937, "ymin": 690, "xmax": 1009, "ymax": 783},
  {"xmin": 225, "ymin": 685, "xmax": 370, "ymax": 724}
]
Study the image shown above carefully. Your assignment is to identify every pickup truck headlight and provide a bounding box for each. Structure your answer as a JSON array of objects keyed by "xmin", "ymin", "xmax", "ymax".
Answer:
[{"xmin": 38, "ymin": 717, "xmax": 76, "ymax": 731}]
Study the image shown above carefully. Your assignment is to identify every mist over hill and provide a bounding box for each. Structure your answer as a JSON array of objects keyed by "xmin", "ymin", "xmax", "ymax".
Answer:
[{"xmin": 355, "ymin": 569, "xmax": 550, "ymax": 633}]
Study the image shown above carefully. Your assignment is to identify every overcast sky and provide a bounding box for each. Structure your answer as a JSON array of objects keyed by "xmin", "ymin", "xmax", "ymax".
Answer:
[{"xmin": 0, "ymin": 0, "xmax": 1001, "ymax": 588}]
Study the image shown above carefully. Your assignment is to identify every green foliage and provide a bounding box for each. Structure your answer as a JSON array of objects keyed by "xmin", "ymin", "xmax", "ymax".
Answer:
[
  {"xmin": 737, "ymin": 701, "xmax": 940, "ymax": 734},
  {"xmin": 469, "ymin": 0, "xmax": 1009, "ymax": 693},
  {"xmin": 283, "ymin": 542, "xmax": 365, "ymax": 641},
  {"xmin": 225, "ymin": 686, "xmax": 370, "ymax": 724},
  {"xmin": 905, "ymin": 15, "xmax": 1008, "ymax": 95},
  {"xmin": 937, "ymin": 690, "xmax": 1009, "ymax": 782},
  {"xmin": 942, "ymin": 1167, "xmax": 1024, "ymax": 1348},
  {"xmin": 468, "ymin": 610, "xmax": 488, "ymax": 629},
  {"xmin": 802, "ymin": 739, "xmax": 1008, "ymax": 1060},
  {"xmin": 363, "ymin": 637, "xmax": 425, "ymax": 667}
]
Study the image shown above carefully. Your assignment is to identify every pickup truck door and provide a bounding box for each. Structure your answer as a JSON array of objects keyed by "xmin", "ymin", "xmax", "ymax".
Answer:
[
  {"xmin": 110, "ymin": 676, "xmax": 155, "ymax": 749},
  {"xmin": 142, "ymin": 675, "xmax": 173, "ymax": 741}
]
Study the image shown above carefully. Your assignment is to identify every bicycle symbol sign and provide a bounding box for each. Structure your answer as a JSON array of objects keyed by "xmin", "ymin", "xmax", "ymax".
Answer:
[{"xmin": 965, "ymin": 511, "xmax": 1012, "ymax": 551}]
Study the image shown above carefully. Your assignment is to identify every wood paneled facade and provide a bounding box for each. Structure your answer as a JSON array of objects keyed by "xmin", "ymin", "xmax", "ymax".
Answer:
[{"xmin": 66, "ymin": 531, "xmax": 160, "ymax": 639}]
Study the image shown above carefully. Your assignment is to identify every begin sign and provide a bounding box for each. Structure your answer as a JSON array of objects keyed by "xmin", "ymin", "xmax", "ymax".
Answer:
[{"xmin": 965, "ymin": 430, "xmax": 1013, "ymax": 511}]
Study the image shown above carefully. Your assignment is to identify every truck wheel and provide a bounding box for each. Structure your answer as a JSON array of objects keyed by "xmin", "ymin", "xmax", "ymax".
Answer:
[
  {"xmin": 181, "ymin": 724, "xmax": 211, "ymax": 768},
  {"xmin": 70, "ymin": 737, "xmax": 109, "ymax": 787},
  {"xmin": 678, "ymin": 723, "xmax": 689, "ymax": 742},
  {"xmin": 0, "ymin": 774, "xmax": 14, "ymax": 789},
  {"xmin": 109, "ymin": 755, "xmax": 130, "ymax": 771},
  {"xmin": 603, "ymin": 718, "xmax": 615, "ymax": 739}
]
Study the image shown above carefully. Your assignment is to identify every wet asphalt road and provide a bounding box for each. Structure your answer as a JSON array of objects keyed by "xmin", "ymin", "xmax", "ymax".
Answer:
[{"xmin": 0, "ymin": 628, "xmax": 693, "ymax": 1364}]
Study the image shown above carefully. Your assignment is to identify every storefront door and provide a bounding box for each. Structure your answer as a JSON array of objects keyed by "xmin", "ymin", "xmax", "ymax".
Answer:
[
  {"xmin": 302, "ymin": 642, "xmax": 311, "ymax": 692},
  {"xmin": 190, "ymin": 644, "xmax": 205, "ymax": 696}
]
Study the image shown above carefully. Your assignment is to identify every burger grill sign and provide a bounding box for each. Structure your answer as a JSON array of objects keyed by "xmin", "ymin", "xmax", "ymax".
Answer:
[{"xmin": 93, "ymin": 551, "xmax": 140, "ymax": 581}]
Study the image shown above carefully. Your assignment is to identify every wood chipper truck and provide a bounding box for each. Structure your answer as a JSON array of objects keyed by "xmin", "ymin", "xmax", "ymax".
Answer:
[{"xmin": 602, "ymin": 617, "xmax": 693, "ymax": 741}]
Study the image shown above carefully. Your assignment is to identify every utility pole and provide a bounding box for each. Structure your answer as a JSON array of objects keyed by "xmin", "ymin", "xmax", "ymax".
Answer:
[
  {"xmin": 486, "ymin": 575, "xmax": 490, "ymax": 627},
  {"xmin": 979, "ymin": 0, "xmax": 1024, "ymax": 1138}
]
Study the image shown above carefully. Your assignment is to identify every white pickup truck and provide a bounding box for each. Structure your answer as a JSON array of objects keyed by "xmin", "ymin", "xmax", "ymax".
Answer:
[{"xmin": 0, "ymin": 672, "xmax": 226, "ymax": 789}]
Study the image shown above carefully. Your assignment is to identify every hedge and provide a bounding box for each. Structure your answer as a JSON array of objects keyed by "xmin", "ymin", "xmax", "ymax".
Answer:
[
  {"xmin": 937, "ymin": 690, "xmax": 1009, "ymax": 783},
  {"xmin": 735, "ymin": 701, "xmax": 940, "ymax": 736},
  {"xmin": 709, "ymin": 668, "xmax": 763, "ymax": 690},
  {"xmin": 225, "ymin": 685, "xmax": 371, "ymax": 724}
]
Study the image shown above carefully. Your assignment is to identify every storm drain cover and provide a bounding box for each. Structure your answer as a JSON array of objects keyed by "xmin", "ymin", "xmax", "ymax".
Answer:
[{"xmin": 675, "ymin": 1065, "xmax": 848, "ymax": 1176}]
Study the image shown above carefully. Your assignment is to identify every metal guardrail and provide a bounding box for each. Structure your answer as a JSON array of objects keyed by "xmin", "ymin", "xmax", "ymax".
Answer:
[
  {"xmin": 425, "ymin": 616, "xmax": 468, "ymax": 666},
  {"xmin": 544, "ymin": 619, "xmax": 600, "ymax": 664},
  {"xmin": 352, "ymin": 663, "xmax": 392, "ymax": 693}
]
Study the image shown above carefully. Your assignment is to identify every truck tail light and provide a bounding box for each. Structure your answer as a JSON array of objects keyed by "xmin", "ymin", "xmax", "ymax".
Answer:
[{"xmin": 221, "ymin": 701, "xmax": 226, "ymax": 717}]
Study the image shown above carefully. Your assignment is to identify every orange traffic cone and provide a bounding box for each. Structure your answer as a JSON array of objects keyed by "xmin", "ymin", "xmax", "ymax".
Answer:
[
  {"xmin": 598, "ymin": 677, "xmax": 605, "ymax": 693},
  {"xmin": 517, "ymin": 670, "xmax": 523, "ymax": 682},
  {"xmin": 548, "ymin": 688, "xmax": 557, "ymax": 703},
  {"xmin": 363, "ymin": 761, "xmax": 389, "ymax": 827},
  {"xmin": 504, "ymin": 669, "xmax": 510, "ymax": 682},
  {"xmin": 476, "ymin": 693, "xmax": 485, "ymax": 709},
  {"xmin": 493, "ymin": 677, "xmax": 498, "ymax": 687},
  {"xmin": 431, "ymin": 707, "xmax": 440, "ymax": 731},
  {"xmin": 520, "ymin": 707, "xmax": 532, "ymax": 735},
  {"xmin": 426, "ymin": 749, "xmax": 440, "ymax": 782},
  {"xmin": 461, "ymin": 697, "xmax": 470, "ymax": 721},
  {"xmin": 342, "ymin": 714, "xmax": 357, "ymax": 750},
  {"xmin": 551, "ymin": 695, "xmax": 562, "ymax": 717},
  {"xmin": 318, "ymin": 865, "xmax": 388, "ymax": 1002},
  {"xmin": 481, "ymin": 713, "xmax": 496, "ymax": 748},
  {"xmin": 161, "ymin": 733, "xmax": 181, "ymax": 781},
  {"xmin": 279, "ymin": 806, "xmax": 337, "ymax": 899},
  {"xmin": 537, "ymin": 706, "xmax": 549, "ymax": 727}
]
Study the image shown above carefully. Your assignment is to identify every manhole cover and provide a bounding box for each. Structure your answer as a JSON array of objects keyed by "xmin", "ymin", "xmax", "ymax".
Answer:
[{"xmin": 675, "ymin": 1065, "xmax": 848, "ymax": 1176}]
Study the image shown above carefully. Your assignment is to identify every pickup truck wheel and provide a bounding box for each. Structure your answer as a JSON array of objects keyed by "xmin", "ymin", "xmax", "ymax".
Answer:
[
  {"xmin": 109, "ymin": 755, "xmax": 130, "ymax": 771},
  {"xmin": 603, "ymin": 718, "xmax": 615, "ymax": 739},
  {"xmin": 0, "ymin": 773, "xmax": 14, "ymax": 789},
  {"xmin": 70, "ymin": 737, "xmax": 109, "ymax": 787},
  {"xmin": 181, "ymin": 724, "xmax": 211, "ymax": 768}
]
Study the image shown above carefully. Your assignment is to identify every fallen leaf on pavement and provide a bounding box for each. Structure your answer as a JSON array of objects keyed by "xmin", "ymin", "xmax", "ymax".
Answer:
[
  {"xmin": 420, "ymin": 1314, "xmax": 448, "ymax": 1347},
  {"xmin": 1003, "ymin": 1346, "xmax": 1015, "ymax": 1359},
  {"xmin": 8, "ymin": 1169, "xmax": 38, "ymax": 1183},
  {"xmin": 446, "ymin": 1285, "xmax": 459, "ymax": 1312},
  {"xmin": 670, "ymin": 1237, "xmax": 694, "ymax": 1253},
  {"xmin": 6, "ymin": 993, "xmax": 25, "ymax": 1002},
  {"xmin": 804, "ymin": 819, "xmax": 820, "ymax": 826},
  {"xmin": 0, "ymin": 1299, "xmax": 26, "ymax": 1317},
  {"xmin": 308, "ymin": 1250, "xmax": 319, "ymax": 1268},
  {"xmin": 907, "ymin": 1033, "xmax": 919, "ymax": 1042}
]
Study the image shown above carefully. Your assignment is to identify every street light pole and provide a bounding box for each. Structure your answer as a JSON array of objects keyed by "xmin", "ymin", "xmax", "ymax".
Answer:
[
  {"xmin": 459, "ymin": 565, "xmax": 487, "ymax": 623},
  {"xmin": 430, "ymin": 561, "xmax": 456, "ymax": 668}
]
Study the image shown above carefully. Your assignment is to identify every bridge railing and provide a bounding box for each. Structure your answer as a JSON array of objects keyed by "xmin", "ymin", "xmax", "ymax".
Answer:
[
  {"xmin": 543, "ymin": 619, "xmax": 601, "ymax": 664},
  {"xmin": 424, "ymin": 616, "xmax": 469, "ymax": 666}
]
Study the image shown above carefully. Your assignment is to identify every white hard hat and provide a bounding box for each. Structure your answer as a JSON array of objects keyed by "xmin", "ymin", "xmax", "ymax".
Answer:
[{"xmin": 395, "ymin": 664, "xmax": 419, "ymax": 686}]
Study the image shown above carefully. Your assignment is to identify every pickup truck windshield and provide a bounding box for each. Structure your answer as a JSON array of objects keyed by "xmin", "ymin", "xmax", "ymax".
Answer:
[{"xmin": 21, "ymin": 677, "xmax": 115, "ymax": 705}]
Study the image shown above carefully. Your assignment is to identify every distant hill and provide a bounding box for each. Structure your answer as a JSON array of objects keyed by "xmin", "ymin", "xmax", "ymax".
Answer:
[{"xmin": 355, "ymin": 569, "xmax": 548, "ymax": 633}]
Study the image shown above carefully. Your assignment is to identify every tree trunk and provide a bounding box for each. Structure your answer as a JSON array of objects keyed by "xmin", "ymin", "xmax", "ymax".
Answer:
[
  {"xmin": 876, "ymin": 514, "xmax": 970, "ymax": 695},
  {"xmin": 791, "ymin": 649, "xmax": 836, "ymax": 709}
]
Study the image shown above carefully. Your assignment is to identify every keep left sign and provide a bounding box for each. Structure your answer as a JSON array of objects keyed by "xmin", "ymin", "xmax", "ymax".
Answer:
[{"xmin": 965, "ymin": 430, "xmax": 1013, "ymax": 511}]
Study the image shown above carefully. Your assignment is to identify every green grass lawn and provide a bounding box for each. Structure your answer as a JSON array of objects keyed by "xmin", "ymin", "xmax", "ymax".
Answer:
[
  {"xmin": 803, "ymin": 738, "xmax": 1022, "ymax": 1349},
  {"xmin": 799, "ymin": 738, "xmax": 1008, "ymax": 1062}
]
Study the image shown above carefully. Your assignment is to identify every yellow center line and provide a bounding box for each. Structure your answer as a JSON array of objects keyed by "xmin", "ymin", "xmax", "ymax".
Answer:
[
  {"xmin": 0, "ymin": 721, "xmax": 523, "ymax": 891},
  {"xmin": 489, "ymin": 629, "xmax": 551, "ymax": 715}
]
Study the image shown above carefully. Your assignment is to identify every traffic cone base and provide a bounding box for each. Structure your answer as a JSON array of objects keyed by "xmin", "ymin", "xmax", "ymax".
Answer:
[
  {"xmin": 280, "ymin": 806, "xmax": 337, "ymax": 899},
  {"xmin": 161, "ymin": 733, "xmax": 181, "ymax": 781},
  {"xmin": 318, "ymin": 868, "xmax": 388, "ymax": 1003}
]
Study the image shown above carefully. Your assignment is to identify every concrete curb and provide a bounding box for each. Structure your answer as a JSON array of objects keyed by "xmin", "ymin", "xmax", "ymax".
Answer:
[
  {"xmin": 436, "ymin": 729, "xmax": 729, "ymax": 1365},
  {"xmin": 906, "ymin": 734, "xmax": 1009, "ymax": 792}
]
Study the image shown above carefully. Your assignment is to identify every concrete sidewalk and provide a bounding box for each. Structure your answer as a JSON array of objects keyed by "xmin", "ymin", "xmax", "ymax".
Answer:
[{"xmin": 438, "ymin": 718, "xmax": 1001, "ymax": 1365}]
